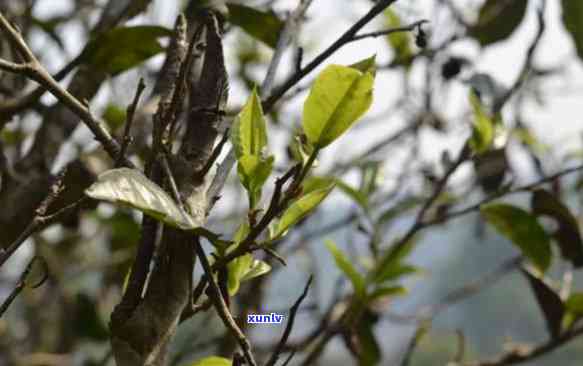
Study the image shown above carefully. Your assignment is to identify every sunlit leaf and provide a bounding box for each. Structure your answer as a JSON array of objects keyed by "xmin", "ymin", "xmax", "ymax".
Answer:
[
  {"xmin": 272, "ymin": 182, "xmax": 335, "ymax": 239},
  {"xmin": 303, "ymin": 64, "xmax": 374, "ymax": 148},
  {"xmin": 481, "ymin": 204, "xmax": 551, "ymax": 272},
  {"xmin": 349, "ymin": 55, "xmax": 377, "ymax": 76},
  {"xmin": 521, "ymin": 268, "xmax": 564, "ymax": 339},
  {"xmin": 237, "ymin": 155, "xmax": 274, "ymax": 208},
  {"xmin": 188, "ymin": 356, "xmax": 232, "ymax": 366},
  {"xmin": 227, "ymin": 4, "xmax": 284, "ymax": 48},
  {"xmin": 80, "ymin": 26, "xmax": 171, "ymax": 75},
  {"xmin": 228, "ymin": 254, "xmax": 271, "ymax": 296},
  {"xmin": 326, "ymin": 240, "xmax": 366, "ymax": 298},
  {"xmin": 531, "ymin": 189, "xmax": 583, "ymax": 268},
  {"xmin": 231, "ymin": 89, "xmax": 268, "ymax": 158},
  {"xmin": 469, "ymin": 0, "xmax": 528, "ymax": 46},
  {"xmin": 228, "ymin": 253, "xmax": 252, "ymax": 296},
  {"xmin": 240, "ymin": 258, "xmax": 271, "ymax": 282},
  {"xmin": 85, "ymin": 168, "xmax": 200, "ymax": 230}
]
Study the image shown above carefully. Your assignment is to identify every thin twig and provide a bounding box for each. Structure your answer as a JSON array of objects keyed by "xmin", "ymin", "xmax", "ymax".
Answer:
[
  {"xmin": 263, "ymin": 0, "xmax": 400, "ymax": 111},
  {"xmin": 193, "ymin": 238, "xmax": 258, "ymax": 366},
  {"xmin": 116, "ymin": 78, "xmax": 146, "ymax": 167},
  {"xmin": 0, "ymin": 12, "xmax": 132, "ymax": 168},
  {"xmin": 0, "ymin": 256, "xmax": 48, "ymax": 318},
  {"xmin": 0, "ymin": 168, "xmax": 77, "ymax": 268},
  {"xmin": 260, "ymin": 0, "xmax": 314, "ymax": 96},
  {"xmin": 349, "ymin": 20, "xmax": 428, "ymax": 43},
  {"xmin": 265, "ymin": 275, "xmax": 313, "ymax": 366}
]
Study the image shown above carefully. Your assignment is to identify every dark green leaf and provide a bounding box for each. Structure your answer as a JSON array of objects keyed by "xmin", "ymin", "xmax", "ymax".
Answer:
[
  {"xmin": 531, "ymin": 189, "xmax": 583, "ymax": 267},
  {"xmin": 469, "ymin": 0, "xmax": 528, "ymax": 46},
  {"xmin": 326, "ymin": 240, "xmax": 366, "ymax": 298},
  {"xmin": 562, "ymin": 0, "xmax": 583, "ymax": 61},
  {"xmin": 73, "ymin": 293, "xmax": 109, "ymax": 341},
  {"xmin": 355, "ymin": 310, "xmax": 381, "ymax": 366},
  {"xmin": 227, "ymin": 4, "xmax": 284, "ymax": 48},
  {"xmin": 565, "ymin": 293, "xmax": 583, "ymax": 315},
  {"xmin": 481, "ymin": 204, "xmax": 551, "ymax": 272},
  {"xmin": 521, "ymin": 268, "xmax": 565, "ymax": 339},
  {"xmin": 80, "ymin": 26, "xmax": 171, "ymax": 75}
]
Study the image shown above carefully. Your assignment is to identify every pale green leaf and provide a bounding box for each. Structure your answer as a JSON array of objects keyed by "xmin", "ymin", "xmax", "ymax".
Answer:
[
  {"xmin": 228, "ymin": 254, "xmax": 253, "ymax": 296},
  {"xmin": 240, "ymin": 258, "xmax": 271, "ymax": 282},
  {"xmin": 368, "ymin": 285, "xmax": 407, "ymax": 301},
  {"xmin": 348, "ymin": 55, "xmax": 377, "ymax": 76},
  {"xmin": 85, "ymin": 168, "xmax": 200, "ymax": 230},
  {"xmin": 188, "ymin": 356, "xmax": 232, "ymax": 366},
  {"xmin": 231, "ymin": 89, "xmax": 268, "ymax": 158},
  {"xmin": 481, "ymin": 204, "xmax": 551, "ymax": 272},
  {"xmin": 237, "ymin": 155, "xmax": 274, "ymax": 208},
  {"xmin": 469, "ymin": 91, "xmax": 494, "ymax": 154},
  {"xmin": 272, "ymin": 183, "xmax": 335, "ymax": 239},
  {"xmin": 326, "ymin": 240, "xmax": 366, "ymax": 298},
  {"xmin": 385, "ymin": 9, "xmax": 412, "ymax": 65},
  {"xmin": 303, "ymin": 64, "xmax": 374, "ymax": 148}
]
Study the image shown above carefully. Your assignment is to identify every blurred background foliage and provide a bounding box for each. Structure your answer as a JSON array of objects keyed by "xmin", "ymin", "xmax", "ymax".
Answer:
[{"xmin": 2, "ymin": 0, "xmax": 583, "ymax": 365}]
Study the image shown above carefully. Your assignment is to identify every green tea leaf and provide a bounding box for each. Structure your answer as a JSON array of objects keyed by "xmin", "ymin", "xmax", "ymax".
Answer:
[
  {"xmin": 531, "ymin": 189, "xmax": 583, "ymax": 268},
  {"xmin": 481, "ymin": 204, "xmax": 551, "ymax": 272},
  {"xmin": 188, "ymin": 356, "xmax": 232, "ymax": 366},
  {"xmin": 521, "ymin": 268, "xmax": 565, "ymax": 339},
  {"xmin": 237, "ymin": 155, "xmax": 274, "ymax": 208},
  {"xmin": 227, "ymin": 4, "xmax": 284, "ymax": 48},
  {"xmin": 469, "ymin": 0, "xmax": 528, "ymax": 46},
  {"xmin": 368, "ymin": 285, "xmax": 407, "ymax": 301},
  {"xmin": 231, "ymin": 89, "xmax": 269, "ymax": 158},
  {"xmin": 272, "ymin": 182, "xmax": 335, "ymax": 239},
  {"xmin": 303, "ymin": 64, "xmax": 374, "ymax": 148},
  {"xmin": 326, "ymin": 240, "xmax": 366, "ymax": 298},
  {"xmin": 85, "ymin": 168, "xmax": 200, "ymax": 230},
  {"xmin": 565, "ymin": 293, "xmax": 583, "ymax": 315},
  {"xmin": 227, "ymin": 254, "xmax": 271, "ymax": 295},
  {"xmin": 563, "ymin": 0, "xmax": 583, "ymax": 61},
  {"xmin": 385, "ymin": 9, "xmax": 412, "ymax": 65},
  {"xmin": 469, "ymin": 91, "xmax": 494, "ymax": 154},
  {"xmin": 80, "ymin": 26, "xmax": 171, "ymax": 75},
  {"xmin": 370, "ymin": 241, "xmax": 416, "ymax": 284},
  {"xmin": 349, "ymin": 55, "xmax": 377, "ymax": 76}
]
